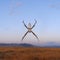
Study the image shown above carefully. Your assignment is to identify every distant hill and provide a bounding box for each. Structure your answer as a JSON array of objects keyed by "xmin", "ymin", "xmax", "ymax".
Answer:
[
  {"xmin": 0, "ymin": 42, "xmax": 60, "ymax": 48},
  {"xmin": 0, "ymin": 43, "xmax": 35, "ymax": 47},
  {"xmin": 39, "ymin": 42, "xmax": 60, "ymax": 48}
]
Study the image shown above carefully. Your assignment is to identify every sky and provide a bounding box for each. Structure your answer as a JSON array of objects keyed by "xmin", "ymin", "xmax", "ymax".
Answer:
[{"xmin": 0, "ymin": 0, "xmax": 60, "ymax": 45}]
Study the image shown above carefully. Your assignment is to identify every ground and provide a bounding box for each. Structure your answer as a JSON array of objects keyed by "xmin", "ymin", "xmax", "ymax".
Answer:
[{"xmin": 0, "ymin": 47, "xmax": 60, "ymax": 60}]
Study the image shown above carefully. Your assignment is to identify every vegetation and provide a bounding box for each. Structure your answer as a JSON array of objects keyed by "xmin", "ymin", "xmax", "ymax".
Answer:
[{"xmin": 0, "ymin": 47, "xmax": 60, "ymax": 60}]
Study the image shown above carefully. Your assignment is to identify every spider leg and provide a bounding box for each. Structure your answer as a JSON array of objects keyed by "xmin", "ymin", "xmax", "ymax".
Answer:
[
  {"xmin": 23, "ymin": 21, "xmax": 28, "ymax": 29},
  {"xmin": 32, "ymin": 19, "xmax": 37, "ymax": 29},
  {"xmin": 22, "ymin": 31, "xmax": 28, "ymax": 41},
  {"xmin": 31, "ymin": 31, "xmax": 39, "ymax": 41}
]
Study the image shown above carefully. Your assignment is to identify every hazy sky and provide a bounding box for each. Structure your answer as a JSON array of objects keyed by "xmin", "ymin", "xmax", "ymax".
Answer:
[{"xmin": 0, "ymin": 0, "xmax": 60, "ymax": 44}]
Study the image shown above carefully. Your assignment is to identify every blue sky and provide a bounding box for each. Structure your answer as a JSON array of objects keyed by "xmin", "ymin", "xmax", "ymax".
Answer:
[{"xmin": 0, "ymin": 0, "xmax": 60, "ymax": 44}]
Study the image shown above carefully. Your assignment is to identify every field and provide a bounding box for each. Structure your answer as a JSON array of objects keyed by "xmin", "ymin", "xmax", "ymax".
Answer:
[{"xmin": 0, "ymin": 47, "xmax": 60, "ymax": 60}]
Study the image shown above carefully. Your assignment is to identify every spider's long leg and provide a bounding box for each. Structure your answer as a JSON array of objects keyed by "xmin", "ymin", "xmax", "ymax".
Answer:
[
  {"xmin": 32, "ymin": 19, "xmax": 37, "ymax": 29},
  {"xmin": 23, "ymin": 21, "xmax": 28, "ymax": 29},
  {"xmin": 31, "ymin": 31, "xmax": 39, "ymax": 41},
  {"xmin": 22, "ymin": 31, "xmax": 28, "ymax": 41}
]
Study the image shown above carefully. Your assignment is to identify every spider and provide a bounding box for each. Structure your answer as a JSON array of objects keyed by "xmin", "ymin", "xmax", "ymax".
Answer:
[{"xmin": 22, "ymin": 19, "xmax": 39, "ymax": 41}]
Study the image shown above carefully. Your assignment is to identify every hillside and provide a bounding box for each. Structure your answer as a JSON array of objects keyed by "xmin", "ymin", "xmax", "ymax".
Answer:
[{"xmin": 0, "ymin": 47, "xmax": 60, "ymax": 60}]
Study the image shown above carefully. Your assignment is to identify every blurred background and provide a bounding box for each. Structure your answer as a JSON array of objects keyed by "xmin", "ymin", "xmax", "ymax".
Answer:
[{"xmin": 0, "ymin": 0, "xmax": 60, "ymax": 45}]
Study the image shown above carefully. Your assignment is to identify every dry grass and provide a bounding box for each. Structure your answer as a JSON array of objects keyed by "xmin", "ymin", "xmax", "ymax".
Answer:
[{"xmin": 0, "ymin": 47, "xmax": 60, "ymax": 60}]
